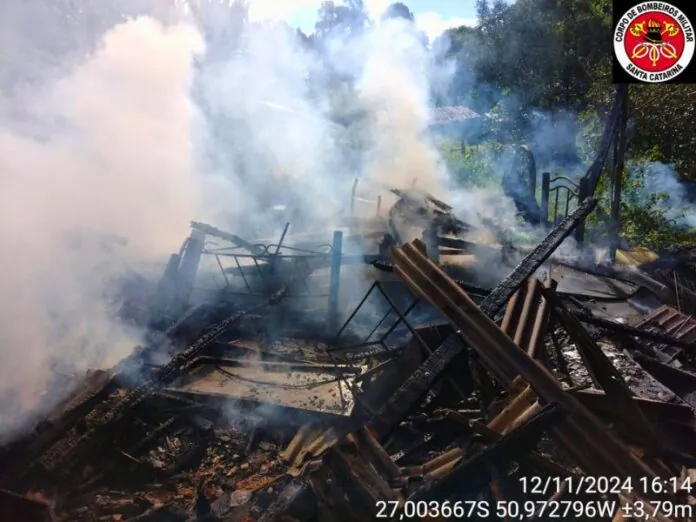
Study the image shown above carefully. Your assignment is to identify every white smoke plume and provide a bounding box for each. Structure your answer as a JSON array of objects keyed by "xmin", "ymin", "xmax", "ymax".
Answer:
[
  {"xmin": 193, "ymin": 7, "xmax": 449, "ymax": 229},
  {"xmin": 630, "ymin": 161, "xmax": 696, "ymax": 228},
  {"xmin": 0, "ymin": 10, "xmax": 204, "ymax": 440},
  {"xmin": 0, "ymin": 0, "xmax": 451, "ymax": 441},
  {"xmin": 357, "ymin": 18, "xmax": 448, "ymax": 197},
  {"xmin": 193, "ymin": 17, "xmax": 350, "ymax": 233}
]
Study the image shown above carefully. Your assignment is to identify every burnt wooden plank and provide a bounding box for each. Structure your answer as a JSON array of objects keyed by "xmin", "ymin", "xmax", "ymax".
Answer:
[
  {"xmin": 257, "ymin": 479, "xmax": 311, "ymax": 522},
  {"xmin": 577, "ymin": 312, "xmax": 696, "ymax": 351},
  {"xmin": 35, "ymin": 312, "xmax": 247, "ymax": 477},
  {"xmin": 542, "ymin": 287, "xmax": 666, "ymax": 449},
  {"xmin": 368, "ymin": 335, "xmax": 463, "ymax": 440}
]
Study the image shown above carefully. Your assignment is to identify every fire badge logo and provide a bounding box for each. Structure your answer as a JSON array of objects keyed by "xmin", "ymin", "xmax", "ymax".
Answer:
[{"xmin": 614, "ymin": 1, "xmax": 695, "ymax": 83}]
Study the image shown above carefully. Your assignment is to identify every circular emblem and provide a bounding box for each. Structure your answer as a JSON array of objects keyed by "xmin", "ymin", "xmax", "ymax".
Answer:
[{"xmin": 614, "ymin": 1, "xmax": 695, "ymax": 83}]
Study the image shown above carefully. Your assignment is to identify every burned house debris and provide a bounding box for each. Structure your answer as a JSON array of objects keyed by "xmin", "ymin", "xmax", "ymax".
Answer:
[{"xmin": 4, "ymin": 86, "xmax": 696, "ymax": 522}]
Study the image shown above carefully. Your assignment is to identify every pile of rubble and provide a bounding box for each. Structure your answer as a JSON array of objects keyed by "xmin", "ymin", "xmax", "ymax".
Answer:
[{"xmin": 2, "ymin": 188, "xmax": 696, "ymax": 522}]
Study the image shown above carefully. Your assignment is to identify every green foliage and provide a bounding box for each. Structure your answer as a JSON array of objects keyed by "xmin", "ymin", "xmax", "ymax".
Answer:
[
  {"xmin": 628, "ymin": 85, "xmax": 696, "ymax": 178},
  {"xmin": 437, "ymin": 138, "xmax": 508, "ymax": 188},
  {"xmin": 576, "ymin": 111, "xmax": 604, "ymax": 163},
  {"xmin": 585, "ymin": 146, "xmax": 695, "ymax": 250},
  {"xmin": 439, "ymin": 0, "xmax": 696, "ymax": 250},
  {"xmin": 619, "ymin": 149, "xmax": 690, "ymax": 248},
  {"xmin": 301, "ymin": 0, "xmax": 696, "ymax": 249},
  {"xmin": 619, "ymin": 203, "xmax": 696, "ymax": 250},
  {"xmin": 440, "ymin": 0, "xmax": 696, "ymax": 181},
  {"xmin": 314, "ymin": 0, "xmax": 370, "ymax": 40}
]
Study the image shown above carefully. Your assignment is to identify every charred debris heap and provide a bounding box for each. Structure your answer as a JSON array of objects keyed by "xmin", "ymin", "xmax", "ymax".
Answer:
[
  {"xmin": 3, "ymin": 98, "xmax": 696, "ymax": 520},
  {"xmin": 3, "ymin": 186, "xmax": 696, "ymax": 522}
]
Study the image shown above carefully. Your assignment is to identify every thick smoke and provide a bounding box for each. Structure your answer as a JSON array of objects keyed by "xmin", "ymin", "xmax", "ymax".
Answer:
[
  {"xmin": 0, "ymin": 1, "xmax": 453, "ymax": 440},
  {"xmin": 0, "ymin": 11, "xmax": 203, "ymax": 440},
  {"xmin": 193, "ymin": 17, "xmax": 350, "ymax": 233},
  {"xmin": 630, "ymin": 161, "xmax": 696, "ymax": 228},
  {"xmin": 357, "ymin": 18, "xmax": 448, "ymax": 197},
  {"xmin": 194, "ymin": 8, "xmax": 450, "ymax": 232}
]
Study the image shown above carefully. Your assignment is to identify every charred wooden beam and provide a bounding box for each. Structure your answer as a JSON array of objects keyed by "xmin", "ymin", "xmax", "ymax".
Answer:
[
  {"xmin": 632, "ymin": 354, "xmax": 696, "ymax": 410},
  {"xmin": 77, "ymin": 417, "xmax": 178, "ymax": 493},
  {"xmin": 586, "ymin": 85, "xmax": 629, "ymax": 195},
  {"xmin": 32, "ymin": 310, "xmax": 252, "ymax": 479},
  {"xmin": 190, "ymin": 220, "xmax": 264, "ymax": 255},
  {"xmin": 2, "ymin": 304, "xmax": 217, "ymax": 487},
  {"xmin": 571, "ymin": 389, "xmax": 696, "ymax": 428},
  {"xmin": 328, "ymin": 230, "xmax": 344, "ymax": 334},
  {"xmin": 479, "ymin": 196, "xmax": 597, "ymax": 318},
  {"xmin": 425, "ymin": 192, "xmax": 453, "ymax": 212},
  {"xmin": 437, "ymin": 236, "xmax": 477, "ymax": 251},
  {"xmin": 576, "ymin": 313, "xmax": 696, "ymax": 351},
  {"xmin": 368, "ymin": 334, "xmax": 463, "ymax": 441},
  {"xmin": 0, "ymin": 490, "xmax": 55, "ymax": 522},
  {"xmin": 257, "ymin": 479, "xmax": 313, "ymax": 522},
  {"xmin": 392, "ymin": 241, "xmax": 662, "ymax": 484},
  {"xmin": 541, "ymin": 286, "xmax": 669, "ymax": 450},
  {"xmin": 609, "ymin": 89, "xmax": 628, "ymax": 262}
]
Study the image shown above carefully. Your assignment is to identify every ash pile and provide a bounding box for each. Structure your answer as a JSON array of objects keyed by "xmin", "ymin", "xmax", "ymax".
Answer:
[{"xmin": 3, "ymin": 188, "xmax": 696, "ymax": 522}]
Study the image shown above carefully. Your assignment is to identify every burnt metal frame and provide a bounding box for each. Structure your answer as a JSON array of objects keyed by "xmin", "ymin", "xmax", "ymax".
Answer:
[
  {"xmin": 328, "ymin": 280, "xmax": 422, "ymax": 354},
  {"xmin": 202, "ymin": 228, "xmax": 352, "ymax": 332},
  {"xmin": 540, "ymin": 173, "xmax": 590, "ymax": 244},
  {"xmin": 329, "ymin": 192, "xmax": 595, "ymax": 355},
  {"xmin": 202, "ymin": 243, "xmax": 334, "ymax": 299}
]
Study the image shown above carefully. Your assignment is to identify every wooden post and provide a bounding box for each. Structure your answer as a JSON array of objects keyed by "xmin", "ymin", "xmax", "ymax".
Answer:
[
  {"xmin": 423, "ymin": 223, "xmax": 440, "ymax": 264},
  {"xmin": 350, "ymin": 179, "xmax": 358, "ymax": 217},
  {"xmin": 541, "ymin": 172, "xmax": 551, "ymax": 227},
  {"xmin": 610, "ymin": 91, "xmax": 628, "ymax": 264},
  {"xmin": 574, "ymin": 178, "xmax": 589, "ymax": 247},
  {"xmin": 152, "ymin": 253, "xmax": 182, "ymax": 320},
  {"xmin": 328, "ymin": 230, "xmax": 344, "ymax": 334},
  {"xmin": 175, "ymin": 229, "xmax": 205, "ymax": 311}
]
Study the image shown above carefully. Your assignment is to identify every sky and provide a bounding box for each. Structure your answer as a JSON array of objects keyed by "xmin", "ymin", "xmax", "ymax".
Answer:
[{"xmin": 245, "ymin": 0, "xmax": 479, "ymax": 41}]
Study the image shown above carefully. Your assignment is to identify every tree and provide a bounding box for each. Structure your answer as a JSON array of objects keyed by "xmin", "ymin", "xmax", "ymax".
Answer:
[
  {"xmin": 433, "ymin": 26, "xmax": 482, "ymax": 106},
  {"xmin": 314, "ymin": 0, "xmax": 370, "ymax": 41},
  {"xmin": 309, "ymin": 0, "xmax": 696, "ymax": 246},
  {"xmin": 381, "ymin": 2, "xmax": 415, "ymax": 21},
  {"xmin": 438, "ymin": 0, "xmax": 696, "ymax": 247},
  {"xmin": 192, "ymin": 0, "xmax": 249, "ymax": 62},
  {"xmin": 628, "ymin": 85, "xmax": 696, "ymax": 179}
]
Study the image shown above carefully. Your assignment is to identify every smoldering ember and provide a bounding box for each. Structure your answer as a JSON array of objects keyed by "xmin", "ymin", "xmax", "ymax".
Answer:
[{"xmin": 3, "ymin": 2, "xmax": 696, "ymax": 522}]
